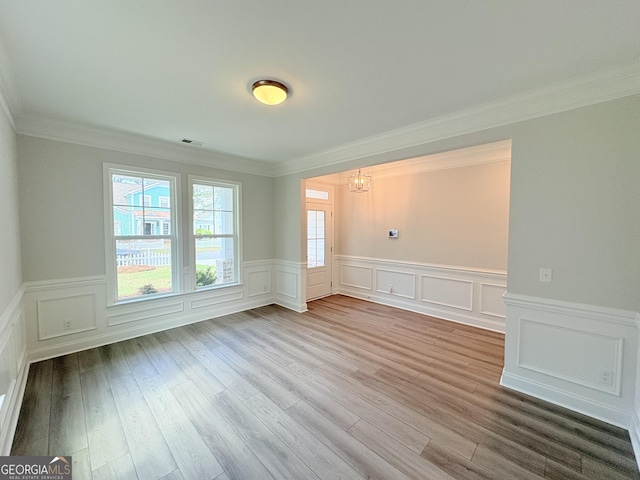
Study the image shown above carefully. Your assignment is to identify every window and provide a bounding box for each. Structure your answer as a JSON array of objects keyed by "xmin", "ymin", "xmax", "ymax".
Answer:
[
  {"xmin": 159, "ymin": 196, "xmax": 170, "ymax": 208},
  {"xmin": 307, "ymin": 209, "xmax": 326, "ymax": 268},
  {"xmin": 190, "ymin": 177, "xmax": 240, "ymax": 289},
  {"xmin": 305, "ymin": 188, "xmax": 329, "ymax": 200},
  {"xmin": 106, "ymin": 167, "xmax": 179, "ymax": 303}
]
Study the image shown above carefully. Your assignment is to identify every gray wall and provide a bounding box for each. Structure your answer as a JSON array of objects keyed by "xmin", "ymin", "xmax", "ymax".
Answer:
[
  {"xmin": 336, "ymin": 160, "xmax": 510, "ymax": 271},
  {"xmin": 508, "ymin": 96, "xmax": 640, "ymax": 311},
  {"xmin": 0, "ymin": 108, "xmax": 21, "ymax": 311},
  {"xmin": 17, "ymin": 136, "xmax": 274, "ymax": 282},
  {"xmin": 272, "ymin": 94, "xmax": 640, "ymax": 312}
]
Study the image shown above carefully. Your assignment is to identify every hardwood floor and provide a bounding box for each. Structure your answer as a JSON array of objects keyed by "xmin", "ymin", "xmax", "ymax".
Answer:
[{"xmin": 11, "ymin": 295, "xmax": 640, "ymax": 479}]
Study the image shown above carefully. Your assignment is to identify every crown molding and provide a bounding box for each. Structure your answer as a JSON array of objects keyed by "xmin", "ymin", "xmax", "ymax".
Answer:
[
  {"xmin": 7, "ymin": 59, "xmax": 639, "ymax": 178},
  {"xmin": 15, "ymin": 114, "xmax": 275, "ymax": 177},
  {"xmin": 314, "ymin": 139, "xmax": 512, "ymax": 185},
  {"xmin": 0, "ymin": 35, "xmax": 22, "ymax": 130},
  {"xmin": 274, "ymin": 59, "xmax": 640, "ymax": 176}
]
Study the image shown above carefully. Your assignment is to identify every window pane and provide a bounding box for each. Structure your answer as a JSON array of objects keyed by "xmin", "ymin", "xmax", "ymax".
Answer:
[
  {"xmin": 112, "ymin": 175, "xmax": 142, "ymax": 207},
  {"xmin": 194, "ymin": 211, "xmax": 213, "ymax": 234},
  {"xmin": 305, "ymin": 188, "xmax": 329, "ymax": 200},
  {"xmin": 116, "ymin": 239, "xmax": 172, "ymax": 300},
  {"xmin": 114, "ymin": 206, "xmax": 135, "ymax": 236},
  {"xmin": 215, "ymin": 186, "xmax": 234, "ymax": 211},
  {"xmin": 307, "ymin": 209, "xmax": 325, "ymax": 268},
  {"xmin": 214, "ymin": 211, "xmax": 234, "ymax": 235},
  {"xmin": 195, "ymin": 237, "xmax": 235, "ymax": 287},
  {"xmin": 194, "ymin": 184, "xmax": 214, "ymax": 210}
]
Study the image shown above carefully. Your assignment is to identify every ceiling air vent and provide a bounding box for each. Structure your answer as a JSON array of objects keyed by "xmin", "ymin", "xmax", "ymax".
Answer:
[{"xmin": 181, "ymin": 138, "xmax": 204, "ymax": 146}]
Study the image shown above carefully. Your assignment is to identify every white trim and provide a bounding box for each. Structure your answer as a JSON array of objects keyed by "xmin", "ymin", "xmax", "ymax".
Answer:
[
  {"xmin": 334, "ymin": 255, "xmax": 507, "ymax": 278},
  {"xmin": 500, "ymin": 370, "xmax": 631, "ymax": 429},
  {"xmin": 503, "ymin": 292, "xmax": 639, "ymax": 326},
  {"xmin": 630, "ymin": 410, "xmax": 640, "ymax": 472},
  {"xmin": 517, "ymin": 319, "xmax": 623, "ymax": 396},
  {"xmin": 24, "ymin": 276, "xmax": 106, "ymax": 292},
  {"xmin": 501, "ymin": 293, "xmax": 640, "ymax": 433},
  {"xmin": 7, "ymin": 61, "xmax": 638, "ymax": 178},
  {"xmin": 274, "ymin": 59, "xmax": 640, "ymax": 176},
  {"xmin": 479, "ymin": 283, "xmax": 507, "ymax": 319},
  {"xmin": 0, "ymin": 35, "xmax": 20, "ymax": 131},
  {"xmin": 319, "ymin": 140, "xmax": 512, "ymax": 186},
  {"xmin": 335, "ymin": 255, "xmax": 507, "ymax": 332},
  {"xmin": 0, "ymin": 286, "xmax": 28, "ymax": 455},
  {"xmin": 420, "ymin": 274, "xmax": 473, "ymax": 311},
  {"xmin": 16, "ymin": 114, "xmax": 272, "ymax": 177}
]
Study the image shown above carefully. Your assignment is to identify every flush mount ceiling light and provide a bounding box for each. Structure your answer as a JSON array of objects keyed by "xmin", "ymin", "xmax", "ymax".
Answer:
[
  {"xmin": 348, "ymin": 169, "xmax": 371, "ymax": 193},
  {"xmin": 252, "ymin": 80, "xmax": 288, "ymax": 106}
]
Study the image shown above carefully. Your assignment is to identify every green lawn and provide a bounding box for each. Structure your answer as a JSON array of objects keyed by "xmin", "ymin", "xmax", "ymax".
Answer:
[{"xmin": 117, "ymin": 266, "xmax": 172, "ymax": 299}]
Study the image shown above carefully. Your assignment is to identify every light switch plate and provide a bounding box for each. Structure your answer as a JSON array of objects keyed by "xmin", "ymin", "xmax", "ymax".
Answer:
[{"xmin": 539, "ymin": 268, "xmax": 553, "ymax": 283}]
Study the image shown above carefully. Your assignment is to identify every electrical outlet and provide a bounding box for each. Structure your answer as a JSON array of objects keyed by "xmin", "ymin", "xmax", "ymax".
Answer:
[
  {"xmin": 388, "ymin": 284, "xmax": 393, "ymax": 293},
  {"xmin": 64, "ymin": 320, "xmax": 72, "ymax": 330},
  {"xmin": 598, "ymin": 369, "xmax": 614, "ymax": 385}
]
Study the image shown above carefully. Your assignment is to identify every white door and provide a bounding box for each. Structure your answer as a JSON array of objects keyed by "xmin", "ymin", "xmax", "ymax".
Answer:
[{"xmin": 306, "ymin": 203, "xmax": 332, "ymax": 300}]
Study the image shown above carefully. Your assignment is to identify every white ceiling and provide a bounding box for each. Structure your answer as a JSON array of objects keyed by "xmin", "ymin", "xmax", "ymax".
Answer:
[{"xmin": 0, "ymin": 1, "xmax": 638, "ymax": 172}]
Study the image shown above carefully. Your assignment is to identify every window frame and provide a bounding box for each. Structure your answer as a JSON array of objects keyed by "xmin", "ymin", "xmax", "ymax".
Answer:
[
  {"xmin": 104, "ymin": 164, "xmax": 182, "ymax": 305},
  {"xmin": 188, "ymin": 175, "xmax": 242, "ymax": 291}
]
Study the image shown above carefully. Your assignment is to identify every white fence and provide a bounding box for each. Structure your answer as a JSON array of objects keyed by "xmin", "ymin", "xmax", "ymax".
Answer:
[{"xmin": 117, "ymin": 250, "xmax": 171, "ymax": 267}]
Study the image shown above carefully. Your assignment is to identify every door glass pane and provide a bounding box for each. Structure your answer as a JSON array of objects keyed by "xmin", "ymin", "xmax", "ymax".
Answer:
[{"xmin": 307, "ymin": 210, "xmax": 325, "ymax": 268}]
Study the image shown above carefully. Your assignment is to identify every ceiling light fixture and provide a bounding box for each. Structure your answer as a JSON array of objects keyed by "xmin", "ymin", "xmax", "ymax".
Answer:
[
  {"xmin": 252, "ymin": 80, "xmax": 288, "ymax": 106},
  {"xmin": 348, "ymin": 169, "xmax": 371, "ymax": 193}
]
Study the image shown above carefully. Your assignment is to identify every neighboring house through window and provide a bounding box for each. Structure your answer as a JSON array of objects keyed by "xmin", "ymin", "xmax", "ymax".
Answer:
[
  {"xmin": 105, "ymin": 165, "xmax": 241, "ymax": 304},
  {"xmin": 106, "ymin": 166, "xmax": 179, "ymax": 303},
  {"xmin": 190, "ymin": 176, "xmax": 241, "ymax": 289}
]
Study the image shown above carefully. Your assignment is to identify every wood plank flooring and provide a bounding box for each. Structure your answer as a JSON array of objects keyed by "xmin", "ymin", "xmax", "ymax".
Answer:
[{"xmin": 11, "ymin": 295, "xmax": 640, "ymax": 479}]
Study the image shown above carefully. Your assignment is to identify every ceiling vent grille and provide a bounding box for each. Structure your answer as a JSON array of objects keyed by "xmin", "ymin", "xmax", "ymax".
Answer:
[{"xmin": 181, "ymin": 138, "xmax": 204, "ymax": 146}]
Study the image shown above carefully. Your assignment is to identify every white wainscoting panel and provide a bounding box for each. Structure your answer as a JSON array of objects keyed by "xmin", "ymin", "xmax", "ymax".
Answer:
[
  {"xmin": 0, "ymin": 286, "xmax": 28, "ymax": 456},
  {"xmin": 518, "ymin": 319, "xmax": 623, "ymax": 395},
  {"xmin": 273, "ymin": 260, "xmax": 307, "ymax": 313},
  {"xmin": 376, "ymin": 269, "xmax": 416, "ymax": 299},
  {"xmin": 480, "ymin": 283, "xmax": 507, "ymax": 318},
  {"xmin": 502, "ymin": 293, "xmax": 639, "ymax": 429},
  {"xmin": 248, "ymin": 270, "xmax": 272, "ymax": 298},
  {"xmin": 38, "ymin": 294, "xmax": 97, "ymax": 339},
  {"xmin": 421, "ymin": 275, "xmax": 472, "ymax": 311},
  {"xmin": 21, "ymin": 260, "xmax": 289, "ymax": 362},
  {"xmin": 340, "ymin": 264, "xmax": 373, "ymax": 290},
  {"xmin": 335, "ymin": 255, "xmax": 506, "ymax": 332},
  {"xmin": 107, "ymin": 298, "xmax": 185, "ymax": 327}
]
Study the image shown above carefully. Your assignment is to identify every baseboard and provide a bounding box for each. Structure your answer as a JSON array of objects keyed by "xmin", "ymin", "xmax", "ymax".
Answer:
[
  {"xmin": 0, "ymin": 359, "xmax": 29, "ymax": 455},
  {"xmin": 27, "ymin": 295, "xmax": 273, "ymax": 363},
  {"xmin": 335, "ymin": 256, "xmax": 507, "ymax": 333},
  {"xmin": 500, "ymin": 370, "xmax": 631, "ymax": 429},
  {"xmin": 340, "ymin": 288, "xmax": 504, "ymax": 332},
  {"xmin": 502, "ymin": 293, "xmax": 640, "ymax": 434},
  {"xmin": 630, "ymin": 409, "xmax": 640, "ymax": 471}
]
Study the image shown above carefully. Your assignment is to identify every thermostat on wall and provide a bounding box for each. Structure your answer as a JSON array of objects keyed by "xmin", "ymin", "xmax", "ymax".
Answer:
[{"xmin": 388, "ymin": 229, "xmax": 398, "ymax": 239}]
